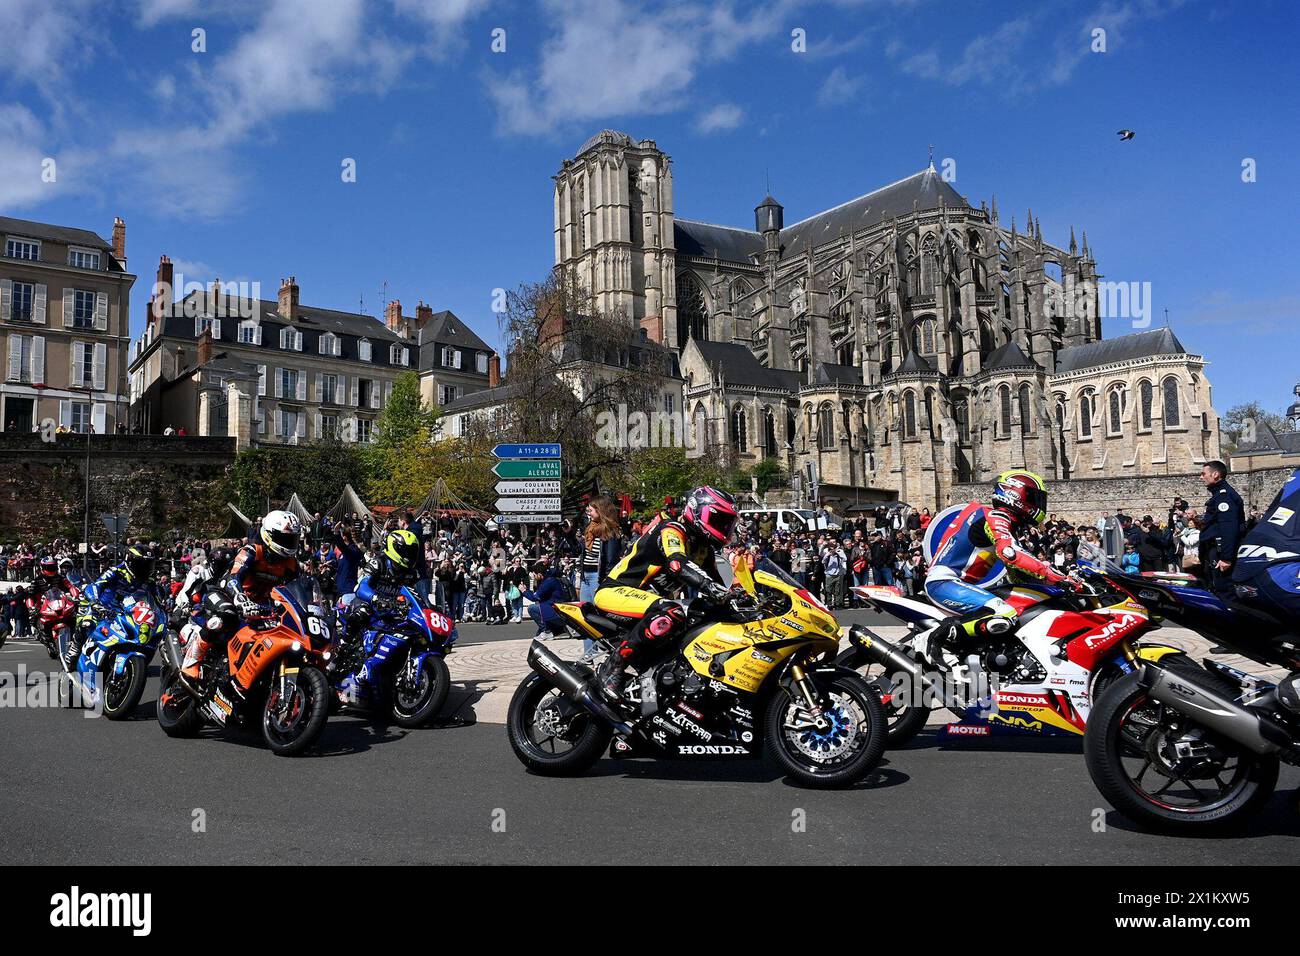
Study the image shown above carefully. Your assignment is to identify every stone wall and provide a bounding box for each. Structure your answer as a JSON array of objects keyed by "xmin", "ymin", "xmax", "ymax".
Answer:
[
  {"xmin": 0, "ymin": 434, "xmax": 235, "ymax": 543},
  {"xmin": 949, "ymin": 464, "xmax": 1294, "ymax": 525}
]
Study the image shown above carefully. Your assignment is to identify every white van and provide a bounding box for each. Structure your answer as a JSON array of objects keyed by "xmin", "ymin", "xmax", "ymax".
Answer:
[{"xmin": 739, "ymin": 508, "xmax": 840, "ymax": 533}]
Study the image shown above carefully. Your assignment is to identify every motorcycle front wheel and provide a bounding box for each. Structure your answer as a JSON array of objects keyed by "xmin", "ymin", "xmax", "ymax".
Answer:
[
  {"xmin": 1085, "ymin": 668, "xmax": 1279, "ymax": 833},
  {"xmin": 390, "ymin": 654, "xmax": 451, "ymax": 727},
  {"xmin": 156, "ymin": 667, "xmax": 202, "ymax": 738},
  {"xmin": 507, "ymin": 672, "xmax": 610, "ymax": 776},
  {"xmin": 262, "ymin": 665, "xmax": 331, "ymax": 756},
  {"xmin": 765, "ymin": 669, "xmax": 887, "ymax": 789},
  {"xmin": 102, "ymin": 652, "xmax": 148, "ymax": 720}
]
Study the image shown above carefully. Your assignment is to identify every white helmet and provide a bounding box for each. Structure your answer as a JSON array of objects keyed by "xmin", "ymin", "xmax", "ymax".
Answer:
[{"xmin": 260, "ymin": 509, "xmax": 302, "ymax": 557}]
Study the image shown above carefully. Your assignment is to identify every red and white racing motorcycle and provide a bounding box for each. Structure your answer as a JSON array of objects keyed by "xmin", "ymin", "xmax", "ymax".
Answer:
[{"xmin": 838, "ymin": 567, "xmax": 1198, "ymax": 746}]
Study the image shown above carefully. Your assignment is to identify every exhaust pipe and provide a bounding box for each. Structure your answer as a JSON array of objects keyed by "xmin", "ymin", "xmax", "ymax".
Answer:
[
  {"xmin": 527, "ymin": 640, "xmax": 633, "ymax": 736},
  {"xmin": 1140, "ymin": 661, "xmax": 1295, "ymax": 759},
  {"xmin": 847, "ymin": 625, "xmax": 925, "ymax": 683}
]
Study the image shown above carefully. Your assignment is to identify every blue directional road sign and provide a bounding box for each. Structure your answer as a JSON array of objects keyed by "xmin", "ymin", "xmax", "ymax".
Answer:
[{"xmin": 492, "ymin": 443, "xmax": 562, "ymax": 460}]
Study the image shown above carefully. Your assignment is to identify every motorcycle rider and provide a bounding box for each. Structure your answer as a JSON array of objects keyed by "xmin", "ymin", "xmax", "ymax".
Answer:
[
  {"xmin": 173, "ymin": 547, "xmax": 234, "ymax": 617},
  {"xmin": 31, "ymin": 554, "xmax": 77, "ymax": 600},
  {"xmin": 181, "ymin": 511, "xmax": 302, "ymax": 682},
  {"xmin": 1231, "ymin": 466, "xmax": 1300, "ymax": 712},
  {"xmin": 925, "ymin": 470, "xmax": 1074, "ymax": 659},
  {"xmin": 592, "ymin": 486, "xmax": 739, "ymax": 701},
  {"xmin": 334, "ymin": 529, "xmax": 423, "ymax": 695},
  {"xmin": 67, "ymin": 542, "xmax": 161, "ymax": 670}
]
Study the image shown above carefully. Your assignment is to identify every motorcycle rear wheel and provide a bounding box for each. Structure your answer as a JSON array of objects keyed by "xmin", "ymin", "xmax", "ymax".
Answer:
[
  {"xmin": 102, "ymin": 653, "xmax": 148, "ymax": 720},
  {"xmin": 835, "ymin": 646, "xmax": 932, "ymax": 747},
  {"xmin": 391, "ymin": 655, "xmax": 451, "ymax": 728},
  {"xmin": 765, "ymin": 669, "xmax": 887, "ymax": 789},
  {"xmin": 156, "ymin": 668, "xmax": 202, "ymax": 738},
  {"xmin": 262, "ymin": 665, "xmax": 330, "ymax": 756},
  {"xmin": 507, "ymin": 672, "xmax": 610, "ymax": 775},
  {"xmin": 1085, "ymin": 664, "xmax": 1279, "ymax": 834}
]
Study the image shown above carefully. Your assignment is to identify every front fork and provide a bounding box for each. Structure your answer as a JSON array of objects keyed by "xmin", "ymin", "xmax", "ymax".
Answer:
[{"xmin": 790, "ymin": 664, "xmax": 831, "ymax": 732}]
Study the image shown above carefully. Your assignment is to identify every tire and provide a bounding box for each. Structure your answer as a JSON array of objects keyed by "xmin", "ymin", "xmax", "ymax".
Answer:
[
  {"xmin": 102, "ymin": 653, "xmax": 148, "ymax": 720},
  {"xmin": 764, "ymin": 669, "xmax": 887, "ymax": 789},
  {"xmin": 1085, "ymin": 664, "xmax": 1280, "ymax": 834},
  {"xmin": 390, "ymin": 655, "xmax": 451, "ymax": 728},
  {"xmin": 261, "ymin": 665, "xmax": 331, "ymax": 756},
  {"xmin": 836, "ymin": 647, "xmax": 933, "ymax": 747},
  {"xmin": 507, "ymin": 672, "xmax": 610, "ymax": 776},
  {"xmin": 156, "ymin": 668, "xmax": 202, "ymax": 738}
]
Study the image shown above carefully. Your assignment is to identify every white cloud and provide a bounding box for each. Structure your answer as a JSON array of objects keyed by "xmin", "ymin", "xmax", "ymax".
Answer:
[
  {"xmin": 0, "ymin": 106, "xmax": 62, "ymax": 208},
  {"xmin": 818, "ymin": 65, "xmax": 864, "ymax": 105},
  {"xmin": 486, "ymin": 0, "xmax": 790, "ymax": 136},
  {"xmin": 0, "ymin": 0, "xmax": 98, "ymax": 99},
  {"xmin": 695, "ymin": 103, "xmax": 745, "ymax": 134}
]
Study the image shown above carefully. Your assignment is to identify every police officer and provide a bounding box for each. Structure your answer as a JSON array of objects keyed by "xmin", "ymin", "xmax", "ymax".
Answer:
[{"xmin": 1197, "ymin": 459, "xmax": 1245, "ymax": 601}]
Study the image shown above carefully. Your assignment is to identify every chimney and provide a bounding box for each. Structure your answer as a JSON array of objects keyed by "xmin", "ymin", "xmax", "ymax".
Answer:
[
  {"xmin": 488, "ymin": 352, "xmax": 501, "ymax": 388},
  {"xmin": 112, "ymin": 217, "xmax": 126, "ymax": 266},
  {"xmin": 414, "ymin": 300, "xmax": 434, "ymax": 333},
  {"xmin": 385, "ymin": 298, "xmax": 403, "ymax": 334},
  {"xmin": 197, "ymin": 327, "xmax": 213, "ymax": 366},
  {"xmin": 278, "ymin": 276, "xmax": 299, "ymax": 323},
  {"xmin": 150, "ymin": 254, "xmax": 174, "ymax": 326}
]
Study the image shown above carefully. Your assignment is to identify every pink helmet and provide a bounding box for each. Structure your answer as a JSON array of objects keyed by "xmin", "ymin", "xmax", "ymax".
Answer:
[{"xmin": 681, "ymin": 486, "xmax": 739, "ymax": 545}]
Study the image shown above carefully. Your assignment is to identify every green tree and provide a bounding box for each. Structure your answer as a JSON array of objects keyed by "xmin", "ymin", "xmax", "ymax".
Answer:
[{"xmin": 1222, "ymin": 401, "xmax": 1287, "ymax": 453}]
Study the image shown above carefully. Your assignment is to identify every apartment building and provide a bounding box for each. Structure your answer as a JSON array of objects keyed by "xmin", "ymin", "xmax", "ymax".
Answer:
[
  {"xmin": 129, "ymin": 257, "xmax": 433, "ymax": 448},
  {"xmin": 417, "ymin": 309, "xmax": 495, "ymax": 409},
  {"xmin": 1, "ymin": 215, "xmax": 136, "ymax": 433}
]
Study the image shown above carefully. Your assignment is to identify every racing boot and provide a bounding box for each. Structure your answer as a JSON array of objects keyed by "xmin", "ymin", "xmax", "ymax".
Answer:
[
  {"xmin": 595, "ymin": 643, "xmax": 632, "ymax": 703},
  {"xmin": 60, "ymin": 627, "xmax": 87, "ymax": 672},
  {"xmin": 180, "ymin": 635, "xmax": 212, "ymax": 682},
  {"xmin": 929, "ymin": 605, "xmax": 1017, "ymax": 666}
]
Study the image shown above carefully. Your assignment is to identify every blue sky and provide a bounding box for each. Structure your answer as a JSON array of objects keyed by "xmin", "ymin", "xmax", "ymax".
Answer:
[{"xmin": 2, "ymin": 0, "xmax": 1296, "ymax": 414}]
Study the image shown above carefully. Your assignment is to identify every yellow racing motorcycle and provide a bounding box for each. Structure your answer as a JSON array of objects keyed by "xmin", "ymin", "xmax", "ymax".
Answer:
[{"xmin": 507, "ymin": 557, "xmax": 886, "ymax": 788}]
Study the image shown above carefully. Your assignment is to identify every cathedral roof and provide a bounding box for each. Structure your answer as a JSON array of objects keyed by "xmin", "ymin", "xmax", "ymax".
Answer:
[
  {"xmin": 814, "ymin": 362, "xmax": 863, "ymax": 385},
  {"xmin": 894, "ymin": 351, "xmax": 936, "ymax": 375},
  {"xmin": 672, "ymin": 166, "xmax": 969, "ymax": 264},
  {"xmin": 1054, "ymin": 328, "xmax": 1187, "ymax": 374},
  {"xmin": 674, "ymin": 219, "xmax": 765, "ymax": 263},
  {"xmin": 779, "ymin": 167, "xmax": 968, "ymax": 257},
  {"xmin": 691, "ymin": 340, "xmax": 802, "ymax": 391},
  {"xmin": 575, "ymin": 129, "xmax": 634, "ymax": 155},
  {"xmin": 985, "ymin": 341, "xmax": 1040, "ymax": 371}
]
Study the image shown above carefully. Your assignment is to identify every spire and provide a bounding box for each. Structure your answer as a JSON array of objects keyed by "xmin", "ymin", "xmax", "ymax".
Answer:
[
  {"xmin": 1081, "ymin": 230, "xmax": 1090, "ymax": 258},
  {"xmin": 1069, "ymin": 225, "xmax": 1077, "ymax": 255},
  {"xmin": 928, "ymin": 144, "xmax": 935, "ymax": 169},
  {"xmin": 1010, "ymin": 216, "xmax": 1017, "ymax": 238},
  {"xmin": 1034, "ymin": 218, "xmax": 1042, "ymax": 243}
]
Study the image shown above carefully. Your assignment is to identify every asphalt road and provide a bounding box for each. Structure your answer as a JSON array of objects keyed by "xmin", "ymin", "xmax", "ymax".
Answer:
[{"xmin": 1, "ymin": 629, "xmax": 1296, "ymax": 865}]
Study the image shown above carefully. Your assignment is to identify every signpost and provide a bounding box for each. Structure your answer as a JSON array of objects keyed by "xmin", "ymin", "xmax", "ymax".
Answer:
[{"xmin": 493, "ymin": 444, "xmax": 563, "ymax": 526}]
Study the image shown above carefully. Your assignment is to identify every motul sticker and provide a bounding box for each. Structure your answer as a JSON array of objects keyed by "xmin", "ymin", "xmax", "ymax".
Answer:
[{"xmin": 946, "ymin": 724, "xmax": 990, "ymax": 736}]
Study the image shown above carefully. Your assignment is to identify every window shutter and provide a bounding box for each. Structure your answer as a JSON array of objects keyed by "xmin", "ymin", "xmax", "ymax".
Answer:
[
  {"xmin": 92, "ymin": 342, "xmax": 106, "ymax": 390},
  {"xmin": 194, "ymin": 316, "xmax": 204, "ymax": 336},
  {"xmin": 255, "ymin": 324, "xmax": 263, "ymax": 346},
  {"xmin": 95, "ymin": 292, "xmax": 108, "ymax": 330},
  {"xmin": 296, "ymin": 413, "xmax": 306, "ymax": 439},
  {"xmin": 0, "ymin": 279, "xmax": 10, "ymax": 321},
  {"xmin": 384, "ymin": 380, "xmax": 392, "ymax": 406},
  {"xmin": 274, "ymin": 368, "xmax": 283, "ymax": 398},
  {"xmin": 31, "ymin": 336, "xmax": 43, "ymax": 384},
  {"xmin": 314, "ymin": 372, "xmax": 322, "ymax": 402},
  {"xmin": 350, "ymin": 377, "xmax": 359, "ymax": 406},
  {"xmin": 59, "ymin": 400, "xmax": 71, "ymax": 429},
  {"xmin": 453, "ymin": 349, "xmax": 462, "ymax": 369},
  {"xmin": 295, "ymin": 330, "xmax": 303, "ymax": 351},
  {"xmin": 257, "ymin": 365, "xmax": 266, "ymax": 397},
  {"xmin": 272, "ymin": 410, "xmax": 281, "ymax": 437},
  {"xmin": 212, "ymin": 319, "xmax": 221, "ymax": 341},
  {"xmin": 314, "ymin": 412, "xmax": 322, "ymax": 438},
  {"xmin": 70, "ymin": 341, "xmax": 83, "ymax": 387},
  {"xmin": 296, "ymin": 373, "xmax": 306, "ymax": 401},
  {"xmin": 318, "ymin": 336, "xmax": 326, "ymax": 355},
  {"xmin": 370, "ymin": 378, "xmax": 380, "ymax": 409},
  {"xmin": 7, "ymin": 334, "xmax": 21, "ymax": 380},
  {"xmin": 33, "ymin": 284, "xmax": 46, "ymax": 324},
  {"xmin": 91, "ymin": 403, "xmax": 106, "ymax": 435},
  {"xmin": 62, "ymin": 289, "xmax": 74, "ymax": 327}
]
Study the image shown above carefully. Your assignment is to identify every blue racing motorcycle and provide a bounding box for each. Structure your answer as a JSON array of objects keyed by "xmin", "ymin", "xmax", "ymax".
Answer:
[
  {"xmin": 331, "ymin": 585, "xmax": 457, "ymax": 727},
  {"xmin": 62, "ymin": 589, "xmax": 164, "ymax": 719}
]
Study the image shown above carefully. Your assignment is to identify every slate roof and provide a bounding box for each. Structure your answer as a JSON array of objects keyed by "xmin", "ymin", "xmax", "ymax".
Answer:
[
  {"xmin": 672, "ymin": 166, "xmax": 968, "ymax": 264},
  {"xmin": 0, "ymin": 215, "xmax": 114, "ymax": 252},
  {"xmin": 985, "ymin": 341, "xmax": 1040, "ymax": 371},
  {"xmin": 1235, "ymin": 421, "xmax": 1300, "ymax": 456},
  {"xmin": 167, "ymin": 290, "xmax": 406, "ymax": 343},
  {"xmin": 893, "ymin": 351, "xmax": 937, "ymax": 375},
  {"xmin": 1055, "ymin": 328, "xmax": 1187, "ymax": 374},
  {"xmin": 814, "ymin": 362, "xmax": 863, "ymax": 386},
  {"xmin": 418, "ymin": 310, "xmax": 493, "ymax": 369},
  {"xmin": 691, "ymin": 340, "xmax": 803, "ymax": 391},
  {"xmin": 575, "ymin": 129, "xmax": 635, "ymax": 155}
]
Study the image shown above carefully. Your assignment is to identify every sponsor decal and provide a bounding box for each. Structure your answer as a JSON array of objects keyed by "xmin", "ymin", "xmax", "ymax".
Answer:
[
  {"xmin": 1083, "ymin": 613, "xmax": 1141, "ymax": 648},
  {"xmin": 740, "ymin": 731, "xmax": 753, "ymax": 743},
  {"xmin": 650, "ymin": 715, "xmax": 682, "ymax": 736},
  {"xmin": 946, "ymin": 724, "xmax": 990, "ymax": 736},
  {"xmin": 750, "ymin": 651, "xmax": 775, "ymax": 664},
  {"xmin": 678, "ymin": 744, "xmax": 746, "ymax": 755},
  {"xmin": 1268, "ymin": 506, "xmax": 1294, "ymax": 526},
  {"xmin": 678, "ymin": 703, "xmax": 704, "ymax": 720},
  {"xmin": 996, "ymin": 692, "xmax": 1050, "ymax": 707},
  {"xmin": 778, "ymin": 618, "xmax": 805, "ymax": 632},
  {"xmin": 669, "ymin": 710, "xmax": 711, "ymax": 741}
]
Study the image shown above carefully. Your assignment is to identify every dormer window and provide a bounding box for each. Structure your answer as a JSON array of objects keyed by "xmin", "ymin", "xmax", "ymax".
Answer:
[
  {"xmin": 358, "ymin": 338, "xmax": 372, "ymax": 362},
  {"xmin": 319, "ymin": 332, "xmax": 340, "ymax": 357},
  {"xmin": 238, "ymin": 320, "xmax": 261, "ymax": 345},
  {"xmin": 389, "ymin": 344, "xmax": 408, "ymax": 366},
  {"xmin": 441, "ymin": 346, "xmax": 461, "ymax": 369},
  {"xmin": 5, "ymin": 238, "xmax": 39, "ymax": 261},
  {"xmin": 68, "ymin": 247, "xmax": 101, "ymax": 270},
  {"xmin": 279, "ymin": 326, "xmax": 303, "ymax": 351},
  {"xmin": 194, "ymin": 315, "xmax": 222, "ymax": 339}
]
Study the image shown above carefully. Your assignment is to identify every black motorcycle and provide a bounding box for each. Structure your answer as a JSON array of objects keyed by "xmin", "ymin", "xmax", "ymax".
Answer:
[{"xmin": 1085, "ymin": 571, "xmax": 1300, "ymax": 833}]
